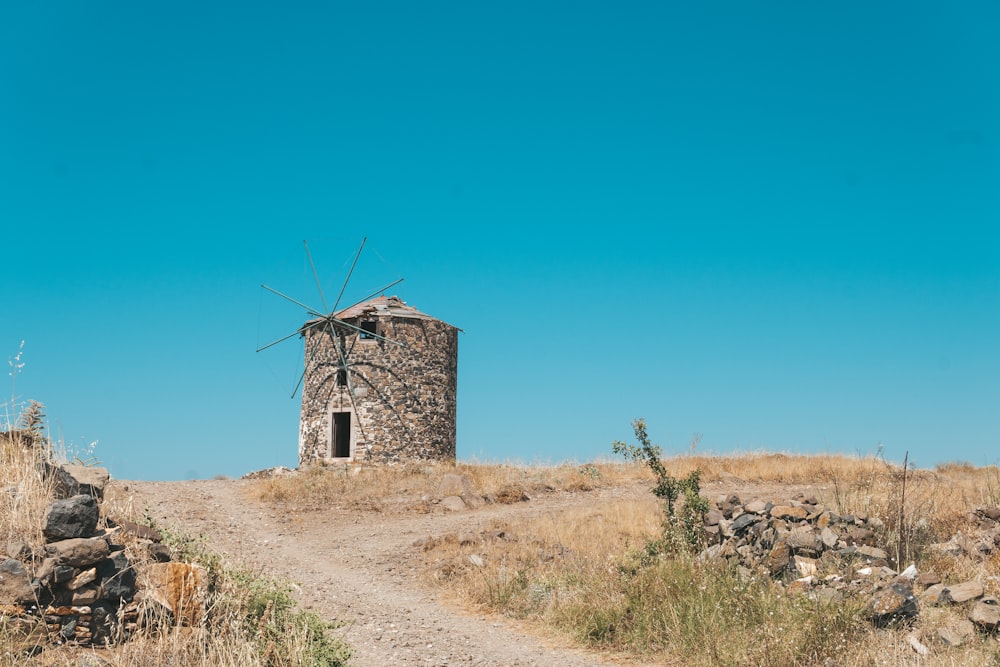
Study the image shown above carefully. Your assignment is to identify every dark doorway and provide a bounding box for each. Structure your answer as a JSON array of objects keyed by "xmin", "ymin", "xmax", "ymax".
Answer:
[{"xmin": 332, "ymin": 412, "xmax": 351, "ymax": 458}]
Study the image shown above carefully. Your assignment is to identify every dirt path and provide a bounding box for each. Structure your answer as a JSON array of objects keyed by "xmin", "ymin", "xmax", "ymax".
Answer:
[{"xmin": 123, "ymin": 479, "xmax": 640, "ymax": 667}]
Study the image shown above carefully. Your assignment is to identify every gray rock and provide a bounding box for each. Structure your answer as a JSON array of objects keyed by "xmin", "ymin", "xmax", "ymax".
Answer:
[
  {"xmin": 821, "ymin": 527, "xmax": 839, "ymax": 549},
  {"xmin": 915, "ymin": 572, "xmax": 941, "ymax": 588},
  {"xmin": 979, "ymin": 507, "xmax": 1000, "ymax": 521},
  {"xmin": 5, "ymin": 541, "xmax": 31, "ymax": 561},
  {"xmin": 937, "ymin": 619, "xmax": 976, "ymax": 646},
  {"xmin": 98, "ymin": 551, "xmax": 136, "ymax": 602},
  {"xmin": 942, "ymin": 580, "xmax": 984, "ymax": 605},
  {"xmin": 787, "ymin": 526, "xmax": 819, "ymax": 551},
  {"xmin": 441, "ymin": 495, "xmax": 467, "ymax": 512},
  {"xmin": 766, "ymin": 542, "xmax": 791, "ymax": 575},
  {"xmin": 731, "ymin": 513, "xmax": 758, "ymax": 534},
  {"xmin": 857, "ymin": 545, "xmax": 888, "ymax": 561},
  {"xmin": 34, "ymin": 557, "xmax": 56, "ymax": 584},
  {"xmin": 53, "ymin": 464, "xmax": 110, "ymax": 500},
  {"xmin": 969, "ymin": 596, "xmax": 1000, "ymax": 632},
  {"xmin": 919, "ymin": 583, "xmax": 946, "ymax": 606},
  {"xmin": 744, "ymin": 499, "xmax": 767, "ymax": 514},
  {"xmin": 113, "ymin": 519, "xmax": 162, "ymax": 542},
  {"xmin": 71, "ymin": 583, "xmax": 101, "ymax": 606},
  {"xmin": 0, "ymin": 558, "xmax": 35, "ymax": 604},
  {"xmin": 704, "ymin": 509, "xmax": 723, "ymax": 526},
  {"xmin": 870, "ymin": 583, "xmax": 918, "ymax": 627},
  {"xmin": 147, "ymin": 543, "xmax": 172, "ymax": 563},
  {"xmin": 438, "ymin": 473, "xmax": 483, "ymax": 509},
  {"xmin": 717, "ymin": 494, "xmax": 741, "ymax": 517},
  {"xmin": 45, "ymin": 537, "xmax": 110, "ymax": 568},
  {"xmin": 43, "ymin": 495, "xmax": 99, "ymax": 541}
]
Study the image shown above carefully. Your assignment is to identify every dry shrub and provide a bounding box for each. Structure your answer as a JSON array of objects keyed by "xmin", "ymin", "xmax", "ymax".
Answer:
[
  {"xmin": 493, "ymin": 484, "xmax": 529, "ymax": 504},
  {"xmin": 0, "ymin": 429, "xmax": 55, "ymax": 553}
]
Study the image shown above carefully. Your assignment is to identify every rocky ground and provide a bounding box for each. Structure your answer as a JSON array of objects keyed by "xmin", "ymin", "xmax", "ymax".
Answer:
[{"xmin": 124, "ymin": 477, "xmax": 663, "ymax": 667}]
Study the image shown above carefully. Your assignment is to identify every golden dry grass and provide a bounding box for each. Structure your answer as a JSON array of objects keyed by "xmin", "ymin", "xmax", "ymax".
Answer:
[
  {"xmin": 247, "ymin": 460, "xmax": 645, "ymax": 511},
  {"xmin": 1, "ymin": 432, "xmax": 350, "ymax": 667},
  {"xmin": 0, "ymin": 430, "xmax": 55, "ymax": 554},
  {"xmin": 396, "ymin": 453, "xmax": 1000, "ymax": 667}
]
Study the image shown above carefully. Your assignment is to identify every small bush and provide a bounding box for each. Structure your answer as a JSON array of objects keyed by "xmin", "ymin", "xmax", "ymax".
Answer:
[{"xmin": 612, "ymin": 418, "xmax": 708, "ymax": 556}]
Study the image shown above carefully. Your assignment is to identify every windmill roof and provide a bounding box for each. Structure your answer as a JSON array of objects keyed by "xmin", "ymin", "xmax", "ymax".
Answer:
[
  {"xmin": 303, "ymin": 296, "xmax": 458, "ymax": 330},
  {"xmin": 334, "ymin": 295, "xmax": 435, "ymax": 320}
]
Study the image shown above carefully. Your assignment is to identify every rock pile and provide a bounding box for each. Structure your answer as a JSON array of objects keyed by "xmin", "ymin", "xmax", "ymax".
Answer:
[
  {"xmin": 699, "ymin": 492, "xmax": 1000, "ymax": 643},
  {"xmin": 0, "ymin": 463, "xmax": 205, "ymax": 651}
]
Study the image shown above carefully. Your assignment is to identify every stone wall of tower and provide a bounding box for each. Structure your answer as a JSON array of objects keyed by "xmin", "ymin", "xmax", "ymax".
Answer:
[{"xmin": 298, "ymin": 315, "xmax": 458, "ymax": 465}]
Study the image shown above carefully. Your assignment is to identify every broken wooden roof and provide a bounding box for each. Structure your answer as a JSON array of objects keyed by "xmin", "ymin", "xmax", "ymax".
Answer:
[{"xmin": 304, "ymin": 296, "xmax": 458, "ymax": 329}]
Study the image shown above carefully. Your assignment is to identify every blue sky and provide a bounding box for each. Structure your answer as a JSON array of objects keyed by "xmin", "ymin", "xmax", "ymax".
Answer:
[{"xmin": 2, "ymin": 2, "xmax": 997, "ymax": 480}]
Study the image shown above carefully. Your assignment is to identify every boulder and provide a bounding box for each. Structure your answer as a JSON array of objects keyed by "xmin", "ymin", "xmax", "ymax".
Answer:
[
  {"xmin": 915, "ymin": 572, "xmax": 941, "ymax": 588},
  {"xmin": 730, "ymin": 513, "xmax": 758, "ymax": 535},
  {"xmin": 918, "ymin": 583, "xmax": 946, "ymax": 606},
  {"xmin": 71, "ymin": 583, "xmax": 101, "ymax": 606},
  {"xmin": 0, "ymin": 558, "xmax": 35, "ymax": 604},
  {"xmin": 143, "ymin": 562, "xmax": 208, "ymax": 626},
  {"xmin": 856, "ymin": 545, "xmax": 888, "ymax": 561},
  {"xmin": 53, "ymin": 464, "xmax": 110, "ymax": 500},
  {"xmin": 770, "ymin": 505, "xmax": 808, "ymax": 520},
  {"xmin": 941, "ymin": 580, "xmax": 984, "ymax": 605},
  {"xmin": 441, "ymin": 496, "xmax": 467, "ymax": 512},
  {"xmin": 765, "ymin": 542, "xmax": 791, "ymax": 575},
  {"xmin": 5, "ymin": 541, "xmax": 31, "ymax": 562},
  {"xmin": 937, "ymin": 619, "xmax": 976, "ymax": 646},
  {"xmin": 43, "ymin": 495, "xmax": 99, "ymax": 541},
  {"xmin": 438, "ymin": 474, "xmax": 483, "ymax": 508},
  {"xmin": 787, "ymin": 526, "xmax": 819, "ymax": 551},
  {"xmin": 45, "ymin": 537, "xmax": 110, "ymax": 568},
  {"xmin": 111, "ymin": 518, "xmax": 163, "ymax": 543},
  {"xmin": 969, "ymin": 596, "xmax": 1000, "ymax": 632},
  {"xmin": 98, "ymin": 551, "xmax": 136, "ymax": 602},
  {"xmin": 147, "ymin": 543, "xmax": 172, "ymax": 563},
  {"xmin": 869, "ymin": 583, "xmax": 918, "ymax": 627}
]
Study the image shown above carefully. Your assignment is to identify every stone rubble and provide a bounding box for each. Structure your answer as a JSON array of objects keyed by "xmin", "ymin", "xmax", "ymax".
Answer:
[
  {"xmin": 698, "ymin": 492, "xmax": 1000, "ymax": 644},
  {"xmin": 0, "ymin": 463, "xmax": 205, "ymax": 653}
]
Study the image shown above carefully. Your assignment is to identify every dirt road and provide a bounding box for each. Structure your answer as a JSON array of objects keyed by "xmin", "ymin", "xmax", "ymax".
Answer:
[{"xmin": 125, "ymin": 479, "xmax": 637, "ymax": 667}]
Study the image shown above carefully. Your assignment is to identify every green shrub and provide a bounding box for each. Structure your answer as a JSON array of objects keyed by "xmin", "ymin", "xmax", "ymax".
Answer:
[{"xmin": 612, "ymin": 418, "xmax": 708, "ymax": 557}]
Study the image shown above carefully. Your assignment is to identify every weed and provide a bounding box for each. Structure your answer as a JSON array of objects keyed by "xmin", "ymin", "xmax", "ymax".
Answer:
[{"xmin": 612, "ymin": 419, "xmax": 708, "ymax": 556}]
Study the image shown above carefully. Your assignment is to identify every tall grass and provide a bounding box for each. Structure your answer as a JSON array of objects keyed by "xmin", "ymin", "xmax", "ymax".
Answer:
[
  {"xmin": 416, "ymin": 452, "xmax": 1000, "ymax": 666},
  {"xmin": 0, "ymin": 406, "xmax": 55, "ymax": 556},
  {"xmin": 1, "ymin": 412, "xmax": 351, "ymax": 667}
]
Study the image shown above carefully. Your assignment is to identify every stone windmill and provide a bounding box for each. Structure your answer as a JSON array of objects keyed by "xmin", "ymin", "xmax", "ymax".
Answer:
[{"xmin": 258, "ymin": 240, "xmax": 458, "ymax": 466}]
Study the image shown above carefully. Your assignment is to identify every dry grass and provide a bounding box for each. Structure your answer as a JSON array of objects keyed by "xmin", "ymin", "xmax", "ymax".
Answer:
[
  {"xmin": 1, "ymin": 426, "xmax": 350, "ymax": 667},
  {"xmin": 247, "ymin": 460, "xmax": 644, "ymax": 511},
  {"xmin": 0, "ymin": 429, "xmax": 55, "ymax": 555},
  {"xmin": 402, "ymin": 453, "xmax": 1000, "ymax": 666}
]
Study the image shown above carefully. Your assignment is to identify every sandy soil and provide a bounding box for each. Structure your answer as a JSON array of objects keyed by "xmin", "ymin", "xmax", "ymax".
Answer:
[{"xmin": 121, "ymin": 477, "xmax": 824, "ymax": 667}]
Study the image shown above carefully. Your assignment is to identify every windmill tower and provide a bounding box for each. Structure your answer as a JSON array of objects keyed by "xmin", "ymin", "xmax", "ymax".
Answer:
[
  {"xmin": 299, "ymin": 295, "xmax": 458, "ymax": 464},
  {"xmin": 259, "ymin": 240, "xmax": 459, "ymax": 466}
]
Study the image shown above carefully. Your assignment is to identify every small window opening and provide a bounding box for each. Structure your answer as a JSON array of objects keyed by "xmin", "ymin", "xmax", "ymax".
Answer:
[
  {"xmin": 336, "ymin": 368, "xmax": 348, "ymax": 386},
  {"xmin": 359, "ymin": 320, "xmax": 378, "ymax": 340}
]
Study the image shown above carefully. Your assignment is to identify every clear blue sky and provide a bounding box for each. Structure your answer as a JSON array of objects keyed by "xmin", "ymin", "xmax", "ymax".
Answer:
[{"xmin": 2, "ymin": 2, "xmax": 997, "ymax": 480}]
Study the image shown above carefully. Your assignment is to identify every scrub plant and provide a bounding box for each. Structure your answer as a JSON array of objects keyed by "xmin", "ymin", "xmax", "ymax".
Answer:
[{"xmin": 612, "ymin": 418, "xmax": 708, "ymax": 556}]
